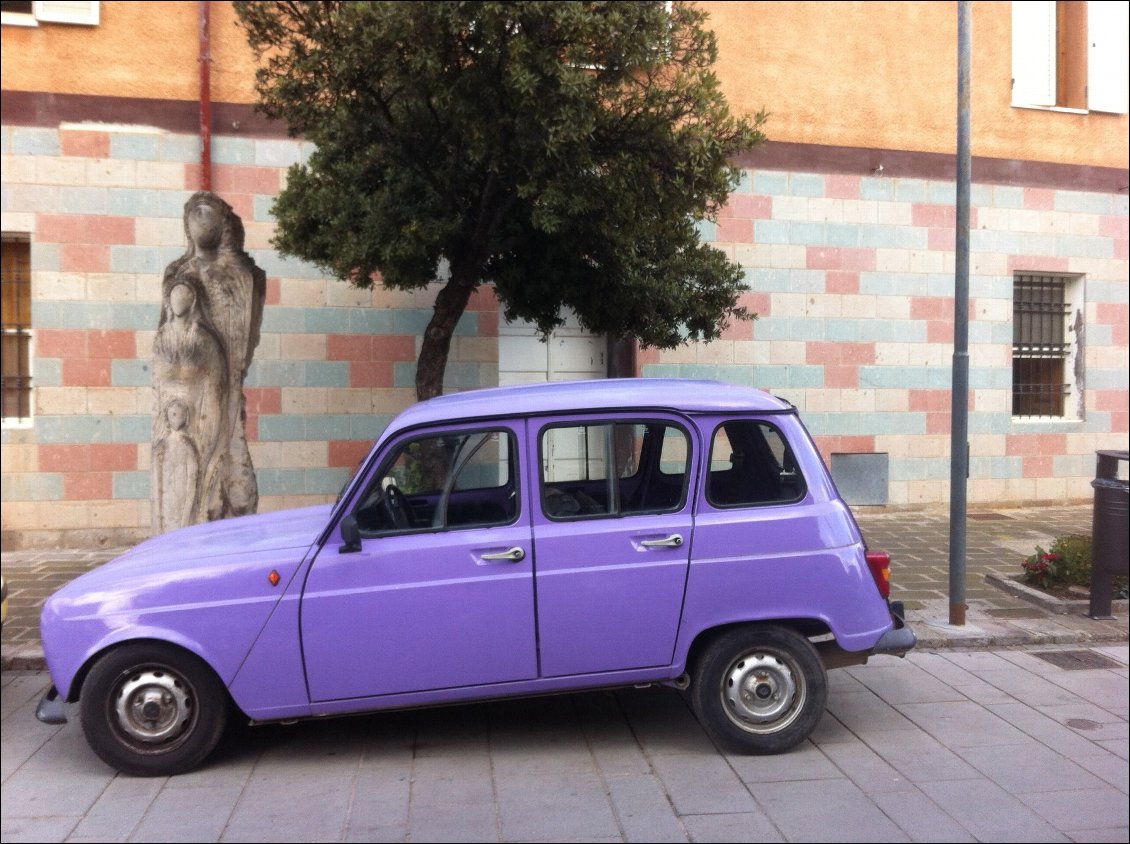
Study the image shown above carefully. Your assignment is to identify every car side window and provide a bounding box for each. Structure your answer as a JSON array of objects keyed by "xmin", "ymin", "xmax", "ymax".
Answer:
[
  {"xmin": 540, "ymin": 422, "xmax": 689, "ymax": 520},
  {"xmin": 707, "ymin": 420, "xmax": 805, "ymax": 507},
  {"xmin": 354, "ymin": 429, "xmax": 517, "ymax": 535}
]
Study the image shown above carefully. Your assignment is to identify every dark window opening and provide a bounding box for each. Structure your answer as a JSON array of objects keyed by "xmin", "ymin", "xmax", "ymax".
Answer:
[
  {"xmin": 1, "ymin": 236, "xmax": 32, "ymax": 423},
  {"xmin": 1012, "ymin": 274, "xmax": 1072, "ymax": 418}
]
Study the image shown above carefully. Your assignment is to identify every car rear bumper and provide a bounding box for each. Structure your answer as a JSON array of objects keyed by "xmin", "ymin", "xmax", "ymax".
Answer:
[
  {"xmin": 35, "ymin": 685, "xmax": 68, "ymax": 725},
  {"xmin": 870, "ymin": 601, "xmax": 917, "ymax": 656}
]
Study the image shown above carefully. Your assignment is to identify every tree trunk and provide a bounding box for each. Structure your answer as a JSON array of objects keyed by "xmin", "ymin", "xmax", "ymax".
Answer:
[{"xmin": 415, "ymin": 275, "xmax": 476, "ymax": 401}]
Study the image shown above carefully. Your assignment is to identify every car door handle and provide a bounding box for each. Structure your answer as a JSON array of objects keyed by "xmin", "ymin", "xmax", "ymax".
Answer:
[
  {"xmin": 640, "ymin": 534, "xmax": 683, "ymax": 549},
  {"xmin": 480, "ymin": 547, "xmax": 525, "ymax": 562}
]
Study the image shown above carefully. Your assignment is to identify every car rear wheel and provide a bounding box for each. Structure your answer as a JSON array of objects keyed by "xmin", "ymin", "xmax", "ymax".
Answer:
[
  {"xmin": 690, "ymin": 625, "xmax": 827, "ymax": 754},
  {"xmin": 80, "ymin": 642, "xmax": 228, "ymax": 777}
]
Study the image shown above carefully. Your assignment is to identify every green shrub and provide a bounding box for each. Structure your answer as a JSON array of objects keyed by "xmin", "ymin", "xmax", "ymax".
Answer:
[{"xmin": 1021, "ymin": 534, "xmax": 1092, "ymax": 589}]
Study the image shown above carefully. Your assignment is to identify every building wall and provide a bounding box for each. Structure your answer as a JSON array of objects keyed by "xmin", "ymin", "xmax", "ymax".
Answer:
[
  {"xmin": 642, "ymin": 167, "xmax": 1129, "ymax": 506},
  {"xmin": 703, "ymin": 0, "xmax": 1128, "ymax": 169},
  {"xmin": 5, "ymin": 3, "xmax": 1126, "ymax": 168},
  {"xmin": 2, "ymin": 1, "xmax": 1128, "ymax": 546},
  {"xmin": 1, "ymin": 2, "xmax": 258, "ymax": 104},
  {"xmin": 1, "ymin": 125, "xmax": 500, "ymax": 548}
]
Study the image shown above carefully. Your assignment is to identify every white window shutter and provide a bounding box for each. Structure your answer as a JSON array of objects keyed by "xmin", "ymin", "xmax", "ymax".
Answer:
[
  {"xmin": 32, "ymin": 1, "xmax": 99, "ymax": 25},
  {"xmin": 1087, "ymin": 0, "xmax": 1129, "ymax": 113},
  {"xmin": 1012, "ymin": 1, "xmax": 1056, "ymax": 107}
]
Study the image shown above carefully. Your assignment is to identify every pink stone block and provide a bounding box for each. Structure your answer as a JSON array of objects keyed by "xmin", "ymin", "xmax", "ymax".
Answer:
[
  {"xmin": 824, "ymin": 175, "xmax": 861, "ymax": 199},
  {"xmin": 715, "ymin": 217, "xmax": 752, "ymax": 243},
  {"xmin": 59, "ymin": 243, "xmax": 110, "ymax": 273},
  {"xmin": 64, "ymin": 472, "xmax": 113, "ymax": 501},
  {"xmin": 62, "ymin": 358, "xmax": 111, "ymax": 387},
  {"xmin": 329, "ymin": 440, "xmax": 371, "ymax": 469},
  {"xmin": 1023, "ymin": 188, "xmax": 1056, "ymax": 210},
  {"xmin": 60, "ymin": 130, "xmax": 110, "ymax": 159}
]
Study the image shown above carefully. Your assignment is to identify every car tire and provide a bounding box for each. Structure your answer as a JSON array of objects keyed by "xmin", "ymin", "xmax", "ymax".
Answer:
[
  {"xmin": 79, "ymin": 642, "xmax": 228, "ymax": 777},
  {"xmin": 690, "ymin": 625, "xmax": 827, "ymax": 754}
]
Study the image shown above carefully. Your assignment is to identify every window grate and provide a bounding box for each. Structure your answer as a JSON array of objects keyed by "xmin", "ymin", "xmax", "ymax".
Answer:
[
  {"xmin": 1, "ymin": 236, "xmax": 32, "ymax": 423},
  {"xmin": 1012, "ymin": 274, "xmax": 1071, "ymax": 418}
]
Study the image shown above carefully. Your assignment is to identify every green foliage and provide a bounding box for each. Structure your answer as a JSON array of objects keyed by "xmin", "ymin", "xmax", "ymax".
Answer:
[
  {"xmin": 234, "ymin": 1, "xmax": 765, "ymax": 398},
  {"xmin": 1021, "ymin": 534, "xmax": 1092, "ymax": 590}
]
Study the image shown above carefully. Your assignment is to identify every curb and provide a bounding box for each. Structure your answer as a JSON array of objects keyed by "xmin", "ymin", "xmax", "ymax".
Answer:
[{"xmin": 985, "ymin": 572, "xmax": 1130, "ymax": 617}]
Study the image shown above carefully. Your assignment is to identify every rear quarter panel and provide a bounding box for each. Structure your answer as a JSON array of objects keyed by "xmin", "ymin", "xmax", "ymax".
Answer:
[{"xmin": 676, "ymin": 412, "xmax": 894, "ymax": 659}]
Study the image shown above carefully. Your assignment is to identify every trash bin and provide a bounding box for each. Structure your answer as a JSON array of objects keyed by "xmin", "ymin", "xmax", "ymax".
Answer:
[{"xmin": 1089, "ymin": 450, "xmax": 1129, "ymax": 619}]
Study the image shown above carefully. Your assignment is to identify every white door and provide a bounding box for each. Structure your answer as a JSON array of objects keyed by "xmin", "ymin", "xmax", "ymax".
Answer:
[{"xmin": 498, "ymin": 310, "xmax": 606, "ymax": 385}]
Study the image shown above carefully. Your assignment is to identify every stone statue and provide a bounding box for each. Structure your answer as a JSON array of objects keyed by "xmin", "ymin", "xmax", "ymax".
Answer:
[
  {"xmin": 153, "ymin": 398, "xmax": 200, "ymax": 532},
  {"xmin": 152, "ymin": 192, "xmax": 266, "ymax": 533}
]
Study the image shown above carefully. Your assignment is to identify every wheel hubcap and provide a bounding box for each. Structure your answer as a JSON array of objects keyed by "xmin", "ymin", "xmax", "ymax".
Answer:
[
  {"xmin": 722, "ymin": 652, "xmax": 802, "ymax": 733},
  {"xmin": 113, "ymin": 669, "xmax": 194, "ymax": 744}
]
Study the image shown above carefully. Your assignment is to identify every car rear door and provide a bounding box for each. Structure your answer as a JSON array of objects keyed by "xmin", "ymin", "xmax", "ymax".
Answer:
[{"xmin": 530, "ymin": 415, "xmax": 697, "ymax": 677}]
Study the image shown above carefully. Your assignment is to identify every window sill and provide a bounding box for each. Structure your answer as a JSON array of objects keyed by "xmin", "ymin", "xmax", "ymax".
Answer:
[
  {"xmin": 1010, "ymin": 417, "xmax": 1084, "ymax": 433},
  {"xmin": 0, "ymin": 12, "xmax": 37, "ymax": 26},
  {"xmin": 1010, "ymin": 103, "xmax": 1091, "ymax": 116}
]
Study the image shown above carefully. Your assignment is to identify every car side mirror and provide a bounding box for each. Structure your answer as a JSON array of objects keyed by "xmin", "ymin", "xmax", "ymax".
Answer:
[{"xmin": 339, "ymin": 514, "xmax": 362, "ymax": 554}]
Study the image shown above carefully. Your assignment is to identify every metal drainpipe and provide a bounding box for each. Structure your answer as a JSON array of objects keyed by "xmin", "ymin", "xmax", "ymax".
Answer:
[{"xmin": 198, "ymin": 0, "xmax": 212, "ymax": 192}]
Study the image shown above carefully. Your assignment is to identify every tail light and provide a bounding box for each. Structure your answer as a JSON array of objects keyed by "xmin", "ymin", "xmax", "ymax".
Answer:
[{"xmin": 865, "ymin": 550, "xmax": 891, "ymax": 599}]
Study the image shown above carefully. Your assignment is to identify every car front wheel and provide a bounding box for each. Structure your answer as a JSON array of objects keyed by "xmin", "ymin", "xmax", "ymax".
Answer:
[
  {"xmin": 79, "ymin": 642, "xmax": 228, "ymax": 777},
  {"xmin": 690, "ymin": 625, "xmax": 827, "ymax": 754}
]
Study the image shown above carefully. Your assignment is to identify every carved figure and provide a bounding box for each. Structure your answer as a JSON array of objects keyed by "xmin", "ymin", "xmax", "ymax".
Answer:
[
  {"xmin": 153, "ymin": 399, "xmax": 200, "ymax": 532},
  {"xmin": 152, "ymin": 192, "xmax": 266, "ymax": 532}
]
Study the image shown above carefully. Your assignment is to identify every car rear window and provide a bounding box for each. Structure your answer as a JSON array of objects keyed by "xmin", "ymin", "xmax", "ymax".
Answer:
[{"xmin": 707, "ymin": 420, "xmax": 805, "ymax": 507}]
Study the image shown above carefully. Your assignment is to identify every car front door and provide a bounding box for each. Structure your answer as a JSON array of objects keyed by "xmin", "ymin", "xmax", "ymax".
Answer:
[
  {"xmin": 300, "ymin": 422, "xmax": 537, "ymax": 702},
  {"xmin": 531, "ymin": 416, "xmax": 696, "ymax": 677}
]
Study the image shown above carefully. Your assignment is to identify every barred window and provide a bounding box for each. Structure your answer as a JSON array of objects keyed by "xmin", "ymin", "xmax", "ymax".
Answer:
[
  {"xmin": 2, "ymin": 235, "xmax": 32, "ymax": 424},
  {"xmin": 1012, "ymin": 273, "xmax": 1077, "ymax": 418}
]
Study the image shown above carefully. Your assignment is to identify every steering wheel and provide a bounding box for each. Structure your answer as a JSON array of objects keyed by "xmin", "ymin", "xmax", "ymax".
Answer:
[{"xmin": 382, "ymin": 483, "xmax": 411, "ymax": 530}]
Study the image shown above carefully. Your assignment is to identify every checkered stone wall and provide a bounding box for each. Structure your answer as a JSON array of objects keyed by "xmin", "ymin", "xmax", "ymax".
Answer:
[
  {"xmin": 3, "ymin": 122, "xmax": 1127, "ymax": 546},
  {"xmin": 1, "ymin": 125, "xmax": 499, "ymax": 548},
  {"xmin": 642, "ymin": 170, "xmax": 1129, "ymax": 507}
]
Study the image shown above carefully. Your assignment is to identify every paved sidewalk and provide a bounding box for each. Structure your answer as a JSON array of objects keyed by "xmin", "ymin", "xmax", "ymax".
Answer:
[
  {"xmin": 2, "ymin": 505, "xmax": 1127, "ymax": 842},
  {"xmin": 3, "ymin": 643, "xmax": 1127, "ymax": 842},
  {"xmin": 2, "ymin": 504, "xmax": 1126, "ymax": 669}
]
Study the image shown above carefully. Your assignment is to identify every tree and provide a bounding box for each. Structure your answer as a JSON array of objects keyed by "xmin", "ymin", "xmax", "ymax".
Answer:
[{"xmin": 235, "ymin": 0, "xmax": 765, "ymax": 400}]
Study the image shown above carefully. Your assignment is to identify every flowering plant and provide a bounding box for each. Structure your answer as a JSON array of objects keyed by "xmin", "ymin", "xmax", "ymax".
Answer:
[{"xmin": 1021, "ymin": 547, "xmax": 1062, "ymax": 590}]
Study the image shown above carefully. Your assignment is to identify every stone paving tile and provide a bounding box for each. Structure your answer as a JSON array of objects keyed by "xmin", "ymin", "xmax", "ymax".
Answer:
[
  {"xmin": 982, "ymin": 701, "xmax": 1116, "ymax": 758},
  {"xmin": 750, "ymin": 778, "xmax": 908, "ymax": 842},
  {"xmin": 817, "ymin": 739, "xmax": 917, "ymax": 796},
  {"xmin": 825, "ymin": 689, "xmax": 920, "ymax": 735},
  {"xmin": 647, "ymin": 752, "xmax": 761, "ymax": 816},
  {"xmin": 955, "ymin": 742, "xmax": 1109, "ymax": 794},
  {"xmin": 896, "ymin": 700, "xmax": 1035, "ymax": 749},
  {"xmin": 870, "ymin": 789, "xmax": 976, "ymax": 843},
  {"xmin": 66, "ymin": 776, "xmax": 164, "ymax": 842},
  {"xmin": 680, "ymin": 811, "xmax": 783, "ymax": 843},
  {"xmin": 852, "ymin": 729, "xmax": 981, "ymax": 784},
  {"xmin": 603, "ymin": 773, "xmax": 690, "ymax": 843},
  {"xmin": 725, "ymin": 741, "xmax": 841, "ymax": 784},
  {"xmin": 494, "ymin": 767, "xmax": 620, "ymax": 842}
]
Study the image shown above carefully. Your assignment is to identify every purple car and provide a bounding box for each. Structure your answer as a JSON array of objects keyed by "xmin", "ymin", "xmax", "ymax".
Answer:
[{"xmin": 38, "ymin": 379, "xmax": 914, "ymax": 776}]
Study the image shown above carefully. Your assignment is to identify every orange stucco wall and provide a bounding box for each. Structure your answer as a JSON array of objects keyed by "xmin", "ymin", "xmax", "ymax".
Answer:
[
  {"xmin": 3, "ymin": 1, "xmax": 1127, "ymax": 170},
  {"xmin": 703, "ymin": 0, "xmax": 1127, "ymax": 169},
  {"xmin": 1, "ymin": 1, "xmax": 258, "ymax": 105}
]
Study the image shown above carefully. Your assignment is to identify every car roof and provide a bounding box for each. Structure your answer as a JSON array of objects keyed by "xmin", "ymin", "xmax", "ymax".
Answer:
[{"xmin": 389, "ymin": 379, "xmax": 794, "ymax": 430}]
